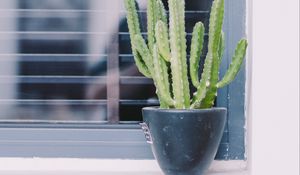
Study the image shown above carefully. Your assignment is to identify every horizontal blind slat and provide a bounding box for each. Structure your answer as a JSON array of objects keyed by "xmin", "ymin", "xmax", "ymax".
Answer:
[
  {"xmin": 0, "ymin": 9, "xmax": 209, "ymax": 13},
  {"xmin": 0, "ymin": 76, "xmax": 152, "ymax": 84},
  {"xmin": 0, "ymin": 99, "xmax": 159, "ymax": 105}
]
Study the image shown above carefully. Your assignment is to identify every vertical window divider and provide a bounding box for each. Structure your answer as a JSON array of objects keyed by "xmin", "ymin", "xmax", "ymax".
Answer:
[{"xmin": 107, "ymin": 0, "xmax": 120, "ymax": 123}]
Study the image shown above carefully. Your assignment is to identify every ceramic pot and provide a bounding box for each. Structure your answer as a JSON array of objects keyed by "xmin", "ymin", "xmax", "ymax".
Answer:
[{"xmin": 141, "ymin": 107, "xmax": 227, "ymax": 175}]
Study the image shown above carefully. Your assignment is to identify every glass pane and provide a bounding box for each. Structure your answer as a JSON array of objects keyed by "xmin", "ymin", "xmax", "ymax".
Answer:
[
  {"xmin": 118, "ymin": 0, "xmax": 212, "ymax": 121},
  {"xmin": 0, "ymin": 0, "xmax": 112, "ymax": 121},
  {"xmin": 0, "ymin": 0, "xmax": 213, "ymax": 122}
]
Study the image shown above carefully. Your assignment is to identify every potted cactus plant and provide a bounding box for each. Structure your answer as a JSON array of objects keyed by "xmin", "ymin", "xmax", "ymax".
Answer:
[{"xmin": 125, "ymin": 0, "xmax": 247, "ymax": 174}]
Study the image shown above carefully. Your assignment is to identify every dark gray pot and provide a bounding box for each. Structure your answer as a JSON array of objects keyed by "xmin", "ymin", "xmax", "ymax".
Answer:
[{"xmin": 141, "ymin": 107, "xmax": 227, "ymax": 175}]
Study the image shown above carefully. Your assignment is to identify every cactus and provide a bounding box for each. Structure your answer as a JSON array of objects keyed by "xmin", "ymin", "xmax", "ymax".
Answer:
[{"xmin": 125, "ymin": 0, "xmax": 247, "ymax": 109}]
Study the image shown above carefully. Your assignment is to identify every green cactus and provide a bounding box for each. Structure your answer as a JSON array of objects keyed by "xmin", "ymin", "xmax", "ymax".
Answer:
[{"xmin": 125, "ymin": 0, "xmax": 247, "ymax": 109}]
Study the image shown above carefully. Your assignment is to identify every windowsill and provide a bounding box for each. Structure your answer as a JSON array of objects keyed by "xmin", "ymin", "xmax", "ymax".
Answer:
[{"xmin": 0, "ymin": 158, "xmax": 247, "ymax": 175}]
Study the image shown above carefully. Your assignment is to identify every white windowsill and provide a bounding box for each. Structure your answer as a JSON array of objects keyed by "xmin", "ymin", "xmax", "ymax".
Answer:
[{"xmin": 0, "ymin": 158, "xmax": 247, "ymax": 175}]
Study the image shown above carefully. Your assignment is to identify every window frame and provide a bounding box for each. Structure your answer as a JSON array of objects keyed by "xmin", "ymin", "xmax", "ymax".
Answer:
[
  {"xmin": 0, "ymin": 0, "xmax": 247, "ymax": 160},
  {"xmin": 216, "ymin": 0, "xmax": 247, "ymax": 159},
  {"xmin": 0, "ymin": 122, "xmax": 153, "ymax": 159}
]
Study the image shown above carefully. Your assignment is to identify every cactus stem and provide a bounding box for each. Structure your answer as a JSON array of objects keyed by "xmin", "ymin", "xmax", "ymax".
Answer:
[
  {"xmin": 125, "ymin": 0, "xmax": 247, "ymax": 109},
  {"xmin": 169, "ymin": 0, "xmax": 190, "ymax": 108}
]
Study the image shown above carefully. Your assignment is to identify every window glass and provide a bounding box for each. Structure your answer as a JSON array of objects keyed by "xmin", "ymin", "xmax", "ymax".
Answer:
[
  {"xmin": 0, "ymin": 0, "xmax": 213, "ymax": 121},
  {"xmin": 0, "ymin": 0, "xmax": 246, "ymax": 160}
]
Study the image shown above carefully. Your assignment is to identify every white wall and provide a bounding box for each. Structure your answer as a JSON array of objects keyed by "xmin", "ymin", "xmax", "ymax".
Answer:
[{"xmin": 249, "ymin": 0, "xmax": 299, "ymax": 174}]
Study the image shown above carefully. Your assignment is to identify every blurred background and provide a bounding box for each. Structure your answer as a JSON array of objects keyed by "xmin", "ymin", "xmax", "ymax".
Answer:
[{"xmin": 0, "ymin": 0, "xmax": 212, "ymax": 122}]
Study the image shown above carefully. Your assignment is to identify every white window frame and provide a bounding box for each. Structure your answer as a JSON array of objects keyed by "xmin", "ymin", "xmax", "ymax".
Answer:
[{"xmin": 249, "ymin": 0, "xmax": 299, "ymax": 174}]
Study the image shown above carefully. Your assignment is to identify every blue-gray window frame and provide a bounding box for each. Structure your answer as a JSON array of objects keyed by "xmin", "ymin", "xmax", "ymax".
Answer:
[{"xmin": 0, "ymin": 0, "xmax": 246, "ymax": 160}]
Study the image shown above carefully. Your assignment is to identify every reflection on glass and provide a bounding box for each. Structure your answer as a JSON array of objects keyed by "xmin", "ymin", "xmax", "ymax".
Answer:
[{"xmin": 0, "ymin": 0, "xmax": 211, "ymax": 121}]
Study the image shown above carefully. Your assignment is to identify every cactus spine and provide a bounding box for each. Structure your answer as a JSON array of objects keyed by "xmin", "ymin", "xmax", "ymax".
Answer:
[{"xmin": 125, "ymin": 0, "xmax": 247, "ymax": 109}]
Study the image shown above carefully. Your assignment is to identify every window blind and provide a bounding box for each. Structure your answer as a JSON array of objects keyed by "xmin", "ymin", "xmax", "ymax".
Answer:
[{"xmin": 0, "ymin": 0, "xmax": 211, "ymax": 122}]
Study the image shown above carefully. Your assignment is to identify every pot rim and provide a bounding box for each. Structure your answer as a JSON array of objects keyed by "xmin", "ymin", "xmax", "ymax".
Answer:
[{"xmin": 143, "ymin": 106, "xmax": 227, "ymax": 113}]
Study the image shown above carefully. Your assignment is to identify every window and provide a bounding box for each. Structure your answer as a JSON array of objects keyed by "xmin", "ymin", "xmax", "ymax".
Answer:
[{"xmin": 0, "ymin": 0, "xmax": 246, "ymax": 160}]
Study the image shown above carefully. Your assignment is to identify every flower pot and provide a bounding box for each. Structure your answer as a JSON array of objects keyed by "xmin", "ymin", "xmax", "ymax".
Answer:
[{"xmin": 141, "ymin": 107, "xmax": 227, "ymax": 175}]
